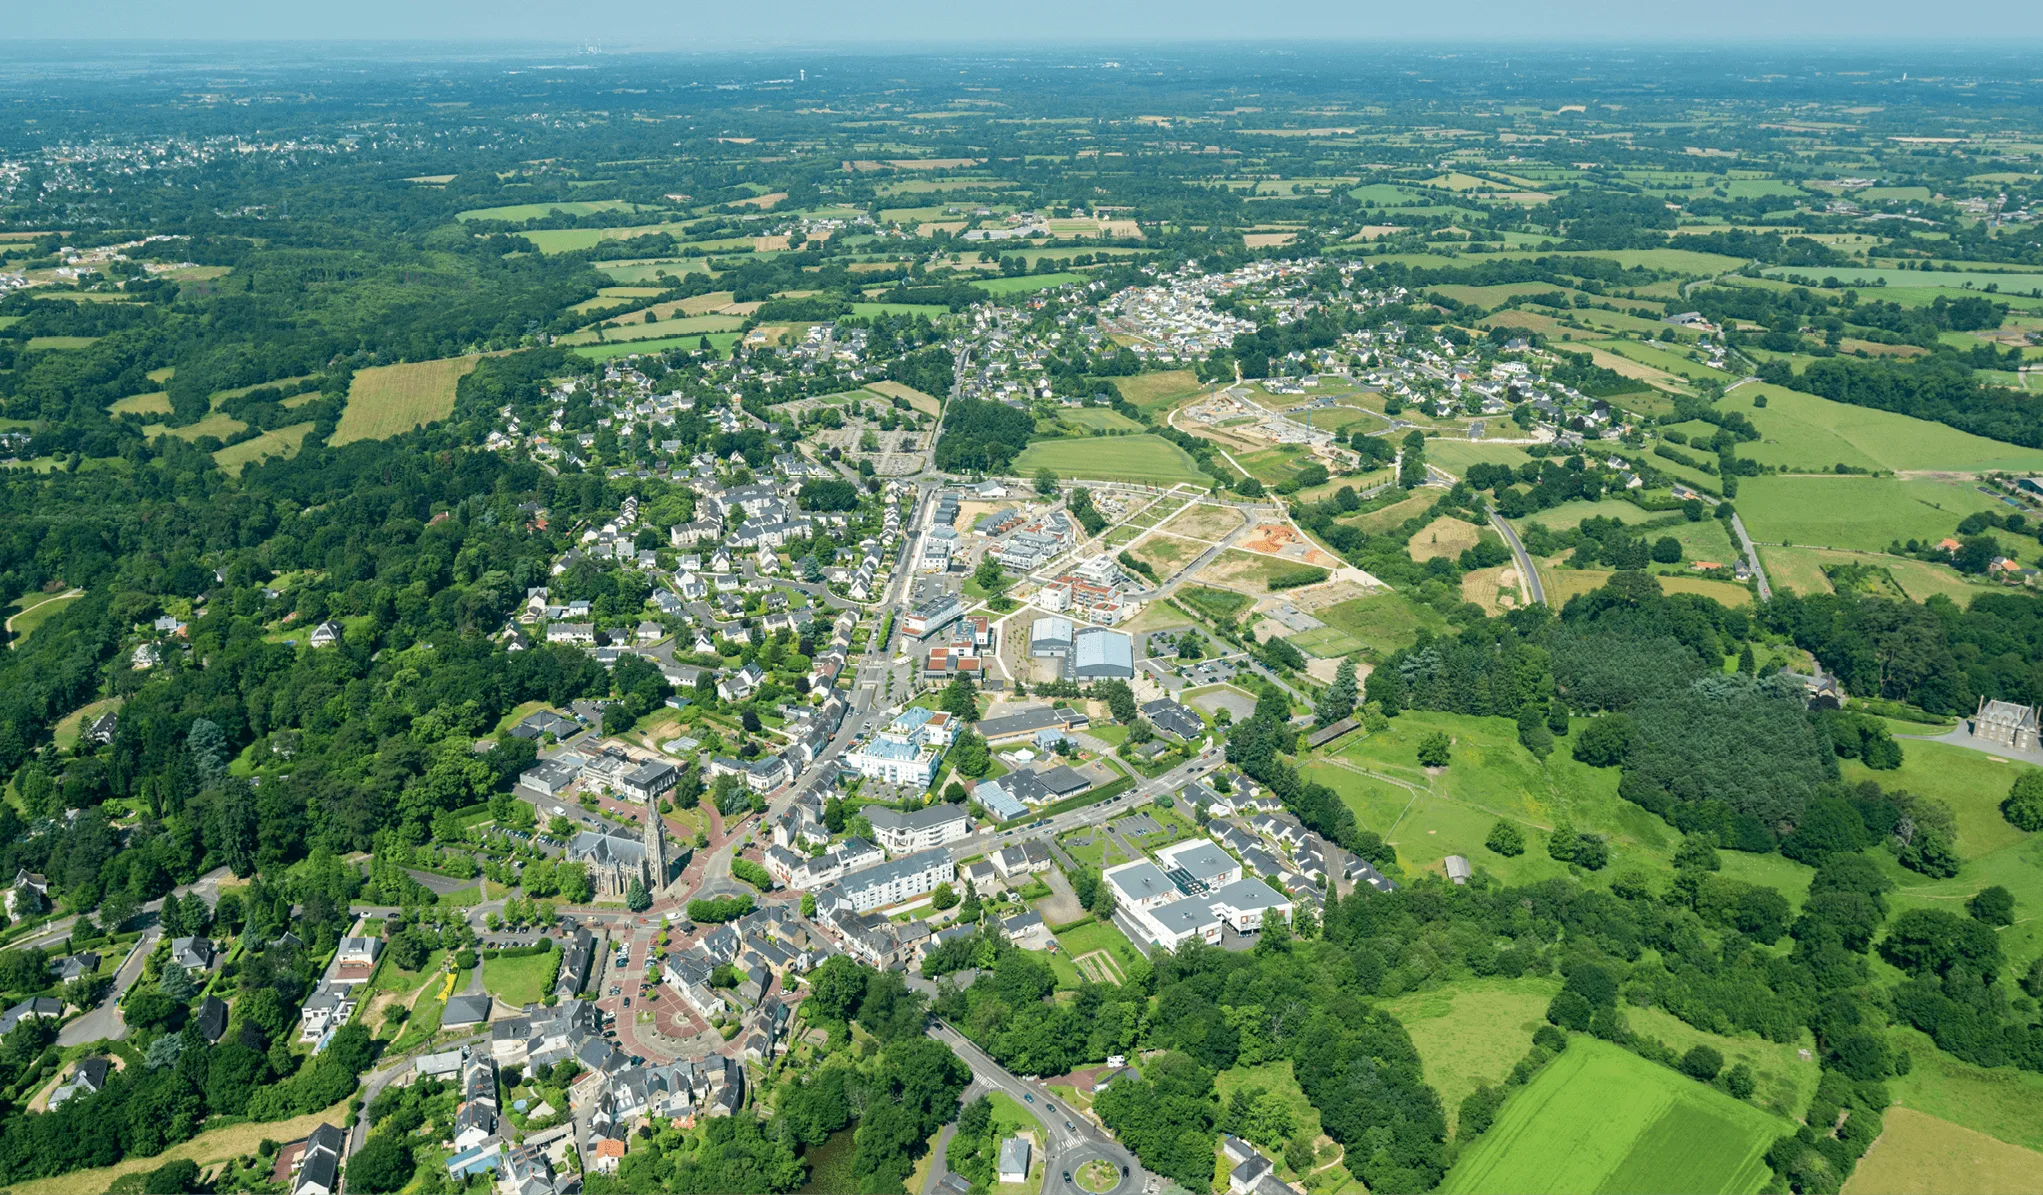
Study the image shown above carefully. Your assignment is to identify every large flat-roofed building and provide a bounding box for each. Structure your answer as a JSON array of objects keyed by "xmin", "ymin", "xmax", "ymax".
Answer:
[
  {"xmin": 1073, "ymin": 628, "xmax": 1135, "ymax": 680},
  {"xmin": 1103, "ymin": 859, "xmax": 1182, "ymax": 913},
  {"xmin": 1156, "ymin": 839, "xmax": 1243, "ymax": 891},
  {"xmin": 865, "ymin": 803, "xmax": 973, "ymax": 853},
  {"xmin": 1029, "ymin": 616, "xmax": 1075, "ymax": 657},
  {"xmin": 905, "ymin": 594, "xmax": 967, "ymax": 639},
  {"xmin": 819, "ymin": 849, "xmax": 957, "ymax": 914}
]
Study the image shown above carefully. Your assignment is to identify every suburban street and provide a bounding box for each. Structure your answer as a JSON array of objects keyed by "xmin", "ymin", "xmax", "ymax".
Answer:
[{"xmin": 930, "ymin": 1022, "xmax": 1146, "ymax": 1195}]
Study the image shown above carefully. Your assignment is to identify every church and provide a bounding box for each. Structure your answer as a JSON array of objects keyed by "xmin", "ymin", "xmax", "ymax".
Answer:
[{"xmin": 565, "ymin": 810, "xmax": 686, "ymax": 899}]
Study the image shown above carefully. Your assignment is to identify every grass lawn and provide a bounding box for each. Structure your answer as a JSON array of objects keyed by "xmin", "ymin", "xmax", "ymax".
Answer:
[
  {"xmin": 1427, "ymin": 441, "xmax": 1537, "ymax": 475},
  {"xmin": 1054, "ymin": 919, "xmax": 1141, "ymax": 985},
  {"xmin": 6, "ymin": 589, "xmax": 83, "ymax": 645},
  {"xmin": 1237, "ymin": 443, "xmax": 1318, "ymax": 486},
  {"xmin": 1316, "ymin": 591, "xmax": 1450, "ymax": 655},
  {"xmin": 1383, "ymin": 978, "xmax": 1559, "ymax": 1136},
  {"xmin": 1113, "ymin": 370, "xmax": 1207, "ymax": 412},
  {"xmin": 1009, "ymin": 435, "xmax": 1210, "ymax": 487},
  {"xmin": 976, "ymin": 272, "xmax": 1085, "ymax": 294},
  {"xmin": 573, "ymin": 332, "xmax": 741, "ymax": 361},
  {"xmin": 1438, "ymin": 1037, "xmax": 1789, "ymax": 1195},
  {"xmin": 1735, "ymin": 474, "xmax": 2006, "ymax": 553},
  {"xmin": 51, "ymin": 697, "xmax": 120, "ymax": 750},
  {"xmin": 1289, "ymin": 626, "xmax": 1364, "ymax": 658},
  {"xmin": 1843, "ymin": 1106, "xmax": 2043, "ymax": 1195},
  {"xmin": 333, "ymin": 357, "xmax": 481, "ymax": 445}
]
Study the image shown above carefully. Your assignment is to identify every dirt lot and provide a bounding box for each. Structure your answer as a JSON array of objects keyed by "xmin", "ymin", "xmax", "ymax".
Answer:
[
  {"xmin": 1461, "ymin": 564, "xmax": 1526, "ymax": 614},
  {"xmin": 1158, "ymin": 501, "xmax": 1246, "ymax": 542}
]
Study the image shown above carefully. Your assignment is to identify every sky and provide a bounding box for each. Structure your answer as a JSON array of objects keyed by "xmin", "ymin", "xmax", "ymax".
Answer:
[{"xmin": 10, "ymin": 0, "xmax": 2043, "ymax": 46}]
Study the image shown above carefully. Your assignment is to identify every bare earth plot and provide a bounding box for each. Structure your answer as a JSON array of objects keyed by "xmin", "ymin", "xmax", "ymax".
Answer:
[{"xmin": 1409, "ymin": 515, "xmax": 1483, "ymax": 561}]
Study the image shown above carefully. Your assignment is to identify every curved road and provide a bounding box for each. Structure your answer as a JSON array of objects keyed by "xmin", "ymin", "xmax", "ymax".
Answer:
[
  {"xmin": 1487, "ymin": 510, "xmax": 1547, "ymax": 607},
  {"xmin": 930, "ymin": 1022, "xmax": 1144, "ymax": 1195}
]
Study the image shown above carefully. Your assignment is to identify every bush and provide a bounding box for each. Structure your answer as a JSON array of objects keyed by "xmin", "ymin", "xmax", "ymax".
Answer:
[
  {"xmin": 1968, "ymin": 885, "xmax": 2015, "ymax": 926},
  {"xmin": 1571, "ymin": 713, "xmax": 1632, "ymax": 767},
  {"xmin": 1546, "ymin": 990, "xmax": 1592, "ymax": 1031},
  {"xmin": 1485, "ymin": 819, "xmax": 1525, "ymax": 856},
  {"xmin": 1416, "ymin": 732, "xmax": 1452, "ymax": 768},
  {"xmin": 1724, "ymin": 1063, "xmax": 1756, "ymax": 1099},
  {"xmin": 688, "ymin": 896, "xmax": 755, "ymax": 923},
  {"xmin": 2003, "ymin": 771, "xmax": 2043, "ymax": 831}
]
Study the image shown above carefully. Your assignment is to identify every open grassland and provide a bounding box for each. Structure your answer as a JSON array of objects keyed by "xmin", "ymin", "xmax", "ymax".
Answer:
[
  {"xmin": 1343, "ymin": 493, "xmax": 1436, "ymax": 535},
  {"xmin": 1516, "ymin": 498, "xmax": 1659, "ymax": 531},
  {"xmin": 573, "ymin": 332, "xmax": 740, "ymax": 362},
  {"xmin": 7, "ymin": 589, "xmax": 83, "ymax": 646},
  {"xmin": 1008, "ymin": 434, "xmax": 1209, "ymax": 487},
  {"xmin": 109, "ymin": 391, "xmax": 172, "ymax": 415},
  {"xmin": 334, "ymin": 356, "xmax": 479, "ymax": 444},
  {"xmin": 1620, "ymin": 1005, "xmax": 1820, "ymax": 1123},
  {"xmin": 1113, "ymin": 370, "xmax": 1207, "ymax": 411},
  {"xmin": 1540, "ymin": 566, "xmax": 1753, "ymax": 607},
  {"xmin": 1842, "ymin": 1107, "xmax": 2043, "ymax": 1195},
  {"xmin": 1886, "ymin": 1027, "xmax": 2043, "ymax": 1154},
  {"xmin": 1197, "ymin": 549, "xmax": 1313, "ymax": 593},
  {"xmin": 1759, "ymin": 545, "xmax": 1983, "ymax": 604},
  {"xmin": 455, "ymin": 199, "xmax": 645, "ymax": 222},
  {"xmin": 1237, "ymin": 443, "xmax": 1318, "ymax": 485},
  {"xmin": 1735, "ymin": 475, "xmax": 2005, "ymax": 553},
  {"xmin": 1384, "ymin": 978, "xmax": 1558, "ymax": 1136},
  {"xmin": 1427, "ymin": 440, "xmax": 1537, "ymax": 475},
  {"xmin": 1438, "ymin": 1038, "xmax": 1787, "ymax": 1195},
  {"xmin": 214, "ymin": 422, "xmax": 315, "ymax": 476},
  {"xmin": 558, "ymin": 314, "xmax": 743, "ymax": 345},
  {"xmin": 141, "ymin": 412, "xmax": 247, "ymax": 443},
  {"xmin": 1720, "ymin": 384, "xmax": 2043, "ymax": 473},
  {"xmin": 1409, "ymin": 515, "xmax": 1483, "ymax": 561},
  {"xmin": 865, "ymin": 379, "xmax": 942, "ymax": 416},
  {"xmin": 1063, "ymin": 408, "xmax": 1144, "ymax": 431},
  {"xmin": 1126, "ymin": 533, "xmax": 1204, "ymax": 576},
  {"xmin": 1317, "ymin": 590, "xmax": 1448, "ymax": 654},
  {"xmin": 1593, "ymin": 338, "xmax": 1737, "ymax": 383},
  {"xmin": 976, "ymin": 272, "xmax": 1086, "ymax": 294}
]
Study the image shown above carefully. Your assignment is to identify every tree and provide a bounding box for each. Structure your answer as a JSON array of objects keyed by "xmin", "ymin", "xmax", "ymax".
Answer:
[
  {"xmin": 1034, "ymin": 468, "xmax": 1059, "ymax": 496},
  {"xmin": 2003, "ymin": 770, "xmax": 2043, "ymax": 831},
  {"xmin": 1416, "ymin": 732, "xmax": 1452, "ymax": 768},
  {"xmin": 1546, "ymin": 698, "xmax": 1570, "ymax": 736},
  {"xmin": 1315, "ymin": 659, "xmax": 1358, "ymax": 728},
  {"xmin": 625, "ymin": 877, "xmax": 651, "ymax": 912},
  {"xmin": 1571, "ymin": 713, "xmax": 1632, "ymax": 767},
  {"xmin": 1087, "ymin": 878, "xmax": 1117, "ymax": 919},
  {"xmin": 972, "ymin": 556, "xmax": 1006, "ymax": 597},
  {"xmin": 1679, "ymin": 1045, "xmax": 1723, "ymax": 1082},
  {"xmin": 931, "ymin": 883, "xmax": 959, "ymax": 911},
  {"xmin": 349, "ymin": 1134, "xmax": 415, "ymax": 1194},
  {"xmin": 951, "ymin": 730, "xmax": 991, "ymax": 779},
  {"xmin": 807, "ymin": 955, "xmax": 870, "ymax": 1023},
  {"xmin": 557, "ymin": 862, "xmax": 594, "ymax": 904},
  {"xmin": 1485, "ymin": 820, "xmax": 1524, "ymax": 857},
  {"xmin": 1651, "ymin": 537, "xmax": 1682, "ymax": 564},
  {"xmin": 1968, "ymin": 884, "xmax": 2015, "ymax": 926},
  {"xmin": 940, "ymin": 674, "xmax": 979, "ymax": 722},
  {"xmin": 1516, "ymin": 704, "xmax": 1553, "ymax": 759}
]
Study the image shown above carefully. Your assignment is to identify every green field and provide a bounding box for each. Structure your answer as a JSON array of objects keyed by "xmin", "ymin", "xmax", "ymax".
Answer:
[
  {"xmin": 1384, "ymin": 979, "xmax": 1559, "ymax": 1135},
  {"xmin": 1062, "ymin": 408, "xmax": 1144, "ymax": 431},
  {"xmin": 1735, "ymin": 475, "xmax": 2006, "ymax": 553},
  {"xmin": 1235, "ymin": 443, "xmax": 1318, "ymax": 486},
  {"xmin": 1720, "ymin": 384, "xmax": 2043, "ymax": 473},
  {"xmin": 975, "ymin": 272, "xmax": 1085, "ymax": 294},
  {"xmin": 1316, "ymin": 590, "xmax": 1449, "ymax": 654},
  {"xmin": 1427, "ymin": 441, "xmax": 1537, "ymax": 475},
  {"xmin": 481, "ymin": 949, "xmax": 558, "ymax": 1006},
  {"xmin": 1009, "ymin": 434, "xmax": 1210, "ymax": 486},
  {"xmin": 1288, "ymin": 625, "xmax": 1364, "ymax": 658},
  {"xmin": 333, "ymin": 356, "xmax": 480, "ymax": 445},
  {"xmin": 1113, "ymin": 370, "xmax": 1207, "ymax": 412},
  {"xmin": 5, "ymin": 589, "xmax": 83, "ymax": 645},
  {"xmin": 1439, "ymin": 1038, "xmax": 1787, "ymax": 1195},
  {"xmin": 559, "ymin": 314, "xmax": 744, "ymax": 345},
  {"xmin": 572, "ymin": 332, "xmax": 742, "ymax": 362},
  {"xmin": 1179, "ymin": 585, "xmax": 1252, "ymax": 623},
  {"xmin": 455, "ymin": 199, "xmax": 646, "ymax": 222},
  {"xmin": 1593, "ymin": 339, "xmax": 1736, "ymax": 383},
  {"xmin": 1517, "ymin": 498, "xmax": 1660, "ymax": 531},
  {"xmin": 1764, "ymin": 266, "xmax": 2043, "ymax": 292},
  {"xmin": 214, "ymin": 422, "xmax": 315, "ymax": 476}
]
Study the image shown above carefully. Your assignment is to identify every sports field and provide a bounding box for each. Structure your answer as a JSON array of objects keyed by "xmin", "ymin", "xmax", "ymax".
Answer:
[
  {"xmin": 1735, "ymin": 475, "xmax": 2006, "ymax": 553},
  {"xmin": 333, "ymin": 356, "xmax": 480, "ymax": 444},
  {"xmin": 1008, "ymin": 434, "xmax": 1209, "ymax": 486},
  {"xmin": 1719, "ymin": 385, "xmax": 2043, "ymax": 473},
  {"xmin": 1439, "ymin": 1038, "xmax": 1787, "ymax": 1195}
]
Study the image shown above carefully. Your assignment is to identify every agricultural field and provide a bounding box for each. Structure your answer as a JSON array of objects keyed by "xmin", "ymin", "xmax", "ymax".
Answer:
[
  {"xmin": 976, "ymin": 272, "xmax": 1085, "ymax": 294},
  {"xmin": 333, "ymin": 356, "xmax": 480, "ymax": 445},
  {"xmin": 575, "ymin": 332, "xmax": 740, "ymax": 362},
  {"xmin": 1426, "ymin": 440, "xmax": 1537, "ymax": 475},
  {"xmin": 1438, "ymin": 1039, "xmax": 1788, "ymax": 1195},
  {"xmin": 1734, "ymin": 475, "xmax": 2007, "ymax": 553},
  {"xmin": 1515, "ymin": 499, "xmax": 1660, "ymax": 532},
  {"xmin": 1718, "ymin": 384, "xmax": 2043, "ymax": 474},
  {"xmin": 1008, "ymin": 434, "xmax": 1210, "ymax": 487},
  {"xmin": 1062, "ymin": 408, "xmax": 1144, "ymax": 432},
  {"xmin": 454, "ymin": 199, "xmax": 645, "ymax": 222},
  {"xmin": 108, "ymin": 391, "xmax": 172, "ymax": 415},
  {"xmin": 1843, "ymin": 1108, "xmax": 2043, "ymax": 1195},
  {"xmin": 1540, "ymin": 566, "xmax": 1753, "ymax": 607},
  {"xmin": 214, "ymin": 422, "xmax": 316, "ymax": 476}
]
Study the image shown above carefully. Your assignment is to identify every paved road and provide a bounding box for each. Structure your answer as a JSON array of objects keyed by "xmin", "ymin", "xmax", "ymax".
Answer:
[
  {"xmin": 1728, "ymin": 513, "xmax": 1772, "ymax": 600},
  {"xmin": 54, "ymin": 867, "xmax": 232, "ymax": 1046},
  {"xmin": 1487, "ymin": 510, "xmax": 1547, "ymax": 606},
  {"xmin": 930, "ymin": 1022, "xmax": 1143, "ymax": 1195}
]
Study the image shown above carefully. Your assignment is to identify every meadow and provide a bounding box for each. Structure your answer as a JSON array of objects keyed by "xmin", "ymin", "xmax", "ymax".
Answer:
[
  {"xmin": 1438, "ymin": 1038, "xmax": 1787, "ymax": 1195},
  {"xmin": 975, "ymin": 272, "xmax": 1085, "ymax": 294},
  {"xmin": 1718, "ymin": 384, "xmax": 2043, "ymax": 473},
  {"xmin": 1007, "ymin": 434, "xmax": 1210, "ymax": 486},
  {"xmin": 454, "ymin": 199, "xmax": 645, "ymax": 222},
  {"xmin": 1316, "ymin": 590, "xmax": 1448, "ymax": 654},
  {"xmin": 1734, "ymin": 475, "xmax": 2006, "ymax": 553},
  {"xmin": 1062, "ymin": 408, "xmax": 1144, "ymax": 432},
  {"xmin": 1516, "ymin": 498, "xmax": 1660, "ymax": 531},
  {"xmin": 333, "ymin": 356, "xmax": 480, "ymax": 445},
  {"xmin": 573, "ymin": 332, "xmax": 741, "ymax": 362},
  {"xmin": 1843, "ymin": 1107, "xmax": 2043, "ymax": 1195},
  {"xmin": 214, "ymin": 422, "xmax": 316, "ymax": 476},
  {"xmin": 1112, "ymin": 370, "xmax": 1207, "ymax": 411},
  {"xmin": 1383, "ymin": 978, "xmax": 1558, "ymax": 1135},
  {"xmin": 1541, "ymin": 566, "xmax": 1753, "ymax": 607}
]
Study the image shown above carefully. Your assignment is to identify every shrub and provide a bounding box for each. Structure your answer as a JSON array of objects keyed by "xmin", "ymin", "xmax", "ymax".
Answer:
[
  {"xmin": 1416, "ymin": 732, "xmax": 1452, "ymax": 768},
  {"xmin": 2002, "ymin": 771, "xmax": 2043, "ymax": 831},
  {"xmin": 1968, "ymin": 885, "xmax": 2015, "ymax": 926},
  {"xmin": 1485, "ymin": 819, "xmax": 1525, "ymax": 856},
  {"xmin": 1679, "ymin": 1045, "xmax": 1723, "ymax": 1082}
]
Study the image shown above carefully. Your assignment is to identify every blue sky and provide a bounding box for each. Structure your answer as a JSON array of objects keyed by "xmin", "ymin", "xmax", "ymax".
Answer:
[{"xmin": 12, "ymin": 1, "xmax": 2043, "ymax": 44}]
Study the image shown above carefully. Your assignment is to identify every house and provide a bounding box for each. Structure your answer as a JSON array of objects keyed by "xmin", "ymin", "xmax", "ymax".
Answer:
[
  {"xmin": 510, "ymin": 710, "xmax": 580, "ymax": 741},
  {"xmin": 1974, "ymin": 697, "xmax": 2040, "ymax": 751},
  {"xmin": 169, "ymin": 936, "xmax": 217, "ymax": 972},
  {"xmin": 293, "ymin": 1123, "xmax": 345, "ymax": 1195},
  {"xmin": 337, "ymin": 936, "xmax": 382, "ymax": 967},
  {"xmin": 592, "ymin": 1138, "xmax": 627, "ymax": 1174},
  {"xmin": 196, "ymin": 994, "xmax": 229, "ymax": 1042},
  {"xmin": 1000, "ymin": 910, "xmax": 1052, "ymax": 950},
  {"xmin": 309, "ymin": 620, "xmax": 346, "ymax": 648},
  {"xmin": 998, "ymin": 1137, "xmax": 1032, "ymax": 1185},
  {"xmin": 0, "ymin": 997, "xmax": 62, "ymax": 1035},
  {"xmin": 52, "ymin": 951, "xmax": 100, "ymax": 983},
  {"xmin": 47, "ymin": 1057, "xmax": 110, "ymax": 1109},
  {"xmin": 85, "ymin": 710, "xmax": 118, "ymax": 746},
  {"xmin": 443, "ymin": 993, "xmax": 493, "ymax": 1029},
  {"xmin": 519, "ymin": 759, "xmax": 581, "ymax": 797}
]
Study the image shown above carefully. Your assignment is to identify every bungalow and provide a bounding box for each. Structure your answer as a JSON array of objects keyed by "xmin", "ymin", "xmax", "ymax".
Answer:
[{"xmin": 309, "ymin": 620, "xmax": 346, "ymax": 648}]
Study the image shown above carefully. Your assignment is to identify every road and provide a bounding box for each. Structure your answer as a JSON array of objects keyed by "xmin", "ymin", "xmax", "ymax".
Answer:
[
  {"xmin": 930, "ymin": 1022, "xmax": 1144, "ymax": 1195},
  {"xmin": 1487, "ymin": 510, "xmax": 1547, "ymax": 607},
  {"xmin": 54, "ymin": 867, "xmax": 232, "ymax": 1046},
  {"xmin": 1727, "ymin": 513, "xmax": 1772, "ymax": 600}
]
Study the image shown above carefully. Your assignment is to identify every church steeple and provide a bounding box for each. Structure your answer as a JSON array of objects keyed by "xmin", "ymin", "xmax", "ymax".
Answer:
[{"xmin": 644, "ymin": 805, "xmax": 670, "ymax": 895}]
